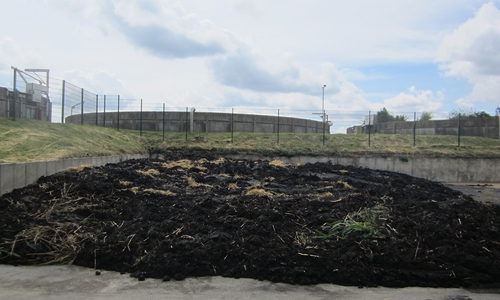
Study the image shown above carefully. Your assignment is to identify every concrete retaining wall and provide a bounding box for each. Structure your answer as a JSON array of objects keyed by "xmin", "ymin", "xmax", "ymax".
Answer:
[
  {"xmin": 65, "ymin": 111, "xmax": 329, "ymax": 134},
  {"xmin": 0, "ymin": 154, "xmax": 149, "ymax": 197},
  {"xmin": 373, "ymin": 116, "xmax": 499, "ymax": 139},
  {"xmin": 229, "ymin": 155, "xmax": 500, "ymax": 183},
  {"xmin": 1, "ymin": 154, "xmax": 499, "ymax": 197}
]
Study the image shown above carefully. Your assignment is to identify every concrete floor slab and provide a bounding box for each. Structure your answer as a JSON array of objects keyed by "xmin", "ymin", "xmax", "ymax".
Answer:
[
  {"xmin": 0, "ymin": 265, "xmax": 499, "ymax": 300},
  {"xmin": 444, "ymin": 182, "xmax": 500, "ymax": 205}
]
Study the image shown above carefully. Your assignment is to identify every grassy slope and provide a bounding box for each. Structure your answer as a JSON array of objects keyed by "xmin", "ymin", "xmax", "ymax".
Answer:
[
  {"xmin": 1, "ymin": 117, "xmax": 500, "ymax": 163},
  {"xmin": 0, "ymin": 118, "xmax": 146, "ymax": 163}
]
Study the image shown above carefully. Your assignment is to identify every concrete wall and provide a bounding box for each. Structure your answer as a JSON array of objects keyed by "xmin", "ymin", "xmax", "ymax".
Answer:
[
  {"xmin": 0, "ymin": 87, "xmax": 8, "ymax": 117},
  {"xmin": 373, "ymin": 116, "xmax": 499, "ymax": 139},
  {"xmin": 2, "ymin": 154, "xmax": 499, "ymax": 197},
  {"xmin": 65, "ymin": 111, "xmax": 329, "ymax": 134},
  {"xmin": 0, "ymin": 154, "xmax": 149, "ymax": 197},
  {"xmin": 229, "ymin": 155, "xmax": 500, "ymax": 183}
]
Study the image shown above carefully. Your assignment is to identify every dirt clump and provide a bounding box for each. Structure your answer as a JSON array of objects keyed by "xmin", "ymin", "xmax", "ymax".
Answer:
[{"xmin": 1, "ymin": 156, "xmax": 499, "ymax": 288}]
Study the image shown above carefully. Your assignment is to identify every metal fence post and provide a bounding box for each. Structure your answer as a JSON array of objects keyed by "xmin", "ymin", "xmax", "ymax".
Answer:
[
  {"xmin": 185, "ymin": 107, "xmax": 188, "ymax": 141},
  {"xmin": 12, "ymin": 67, "xmax": 17, "ymax": 121},
  {"xmin": 80, "ymin": 88, "xmax": 84, "ymax": 125},
  {"xmin": 140, "ymin": 99, "xmax": 143, "ymax": 136},
  {"xmin": 322, "ymin": 113, "xmax": 325, "ymax": 146},
  {"xmin": 368, "ymin": 111, "xmax": 371, "ymax": 147},
  {"xmin": 61, "ymin": 80, "xmax": 65, "ymax": 123},
  {"xmin": 117, "ymin": 95, "xmax": 120, "ymax": 130},
  {"xmin": 413, "ymin": 112, "xmax": 416, "ymax": 146},
  {"xmin": 103, "ymin": 95, "xmax": 106, "ymax": 127},
  {"xmin": 277, "ymin": 109, "xmax": 280, "ymax": 145},
  {"xmin": 162, "ymin": 103, "xmax": 165, "ymax": 142},
  {"xmin": 95, "ymin": 95, "xmax": 98, "ymax": 126},
  {"xmin": 231, "ymin": 108, "xmax": 234, "ymax": 143},
  {"xmin": 458, "ymin": 113, "xmax": 461, "ymax": 147}
]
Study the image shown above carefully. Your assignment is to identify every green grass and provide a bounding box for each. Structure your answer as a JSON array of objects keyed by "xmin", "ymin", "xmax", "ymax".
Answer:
[
  {"xmin": 315, "ymin": 205, "xmax": 388, "ymax": 239},
  {"xmin": 1, "ymin": 117, "xmax": 500, "ymax": 163},
  {"xmin": 0, "ymin": 118, "xmax": 146, "ymax": 163}
]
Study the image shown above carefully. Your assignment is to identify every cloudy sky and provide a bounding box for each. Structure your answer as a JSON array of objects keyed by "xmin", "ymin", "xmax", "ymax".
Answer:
[{"xmin": 1, "ymin": 0, "xmax": 500, "ymax": 130}]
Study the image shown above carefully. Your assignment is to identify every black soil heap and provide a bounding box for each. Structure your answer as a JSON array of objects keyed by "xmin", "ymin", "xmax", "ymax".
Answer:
[{"xmin": 1, "ymin": 156, "xmax": 499, "ymax": 288}]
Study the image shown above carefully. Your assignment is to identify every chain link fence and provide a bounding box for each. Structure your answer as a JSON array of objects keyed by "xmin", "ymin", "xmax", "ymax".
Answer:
[{"xmin": 3, "ymin": 71, "xmax": 499, "ymax": 149}]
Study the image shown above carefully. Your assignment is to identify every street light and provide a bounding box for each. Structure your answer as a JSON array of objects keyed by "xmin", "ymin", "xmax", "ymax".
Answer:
[
  {"xmin": 70, "ymin": 103, "xmax": 80, "ymax": 116},
  {"xmin": 70, "ymin": 103, "xmax": 81, "ymax": 116},
  {"xmin": 322, "ymin": 84, "xmax": 326, "ymax": 114},
  {"xmin": 322, "ymin": 85, "xmax": 326, "ymax": 146}
]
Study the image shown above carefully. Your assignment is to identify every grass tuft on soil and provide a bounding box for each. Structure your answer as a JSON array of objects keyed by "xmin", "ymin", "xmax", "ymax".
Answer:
[{"xmin": 316, "ymin": 205, "xmax": 388, "ymax": 239}]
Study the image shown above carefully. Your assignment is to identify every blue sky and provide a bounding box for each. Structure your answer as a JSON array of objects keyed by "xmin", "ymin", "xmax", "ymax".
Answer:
[
  {"xmin": 1, "ymin": 0, "xmax": 500, "ymax": 131},
  {"xmin": 350, "ymin": 63, "xmax": 472, "ymax": 107}
]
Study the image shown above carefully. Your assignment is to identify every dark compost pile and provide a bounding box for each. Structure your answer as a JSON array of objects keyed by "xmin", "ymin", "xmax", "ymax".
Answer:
[{"xmin": 1, "ymin": 156, "xmax": 500, "ymax": 288}]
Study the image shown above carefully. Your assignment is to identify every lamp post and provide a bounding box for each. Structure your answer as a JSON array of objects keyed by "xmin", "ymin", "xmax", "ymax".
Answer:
[
  {"xmin": 322, "ymin": 85, "xmax": 326, "ymax": 146},
  {"xmin": 70, "ymin": 103, "xmax": 81, "ymax": 116},
  {"xmin": 70, "ymin": 101, "xmax": 84, "ymax": 124}
]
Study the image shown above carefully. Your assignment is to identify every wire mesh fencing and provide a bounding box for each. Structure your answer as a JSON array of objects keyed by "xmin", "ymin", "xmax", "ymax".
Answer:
[{"xmin": 5, "ymin": 73, "xmax": 499, "ymax": 150}]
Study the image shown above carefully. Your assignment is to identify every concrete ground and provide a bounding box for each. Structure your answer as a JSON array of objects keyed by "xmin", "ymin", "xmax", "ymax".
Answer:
[
  {"xmin": 1, "ymin": 183, "xmax": 498, "ymax": 300},
  {"xmin": 0, "ymin": 264, "xmax": 499, "ymax": 300},
  {"xmin": 443, "ymin": 182, "xmax": 500, "ymax": 206}
]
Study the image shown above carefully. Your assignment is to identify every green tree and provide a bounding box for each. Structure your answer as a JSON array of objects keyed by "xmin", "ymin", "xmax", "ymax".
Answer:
[
  {"xmin": 376, "ymin": 108, "xmax": 392, "ymax": 123},
  {"xmin": 419, "ymin": 111, "xmax": 433, "ymax": 121},
  {"xmin": 449, "ymin": 108, "xmax": 491, "ymax": 119},
  {"xmin": 376, "ymin": 107, "xmax": 408, "ymax": 123},
  {"xmin": 394, "ymin": 114, "xmax": 408, "ymax": 121}
]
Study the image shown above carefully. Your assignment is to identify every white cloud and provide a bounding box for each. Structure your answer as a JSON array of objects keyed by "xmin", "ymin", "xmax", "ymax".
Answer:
[
  {"xmin": 183, "ymin": 90, "xmax": 215, "ymax": 108},
  {"xmin": 117, "ymin": 22, "xmax": 226, "ymax": 59},
  {"xmin": 111, "ymin": 2, "xmax": 229, "ymax": 59},
  {"xmin": 0, "ymin": 38, "xmax": 22, "ymax": 68},
  {"xmin": 323, "ymin": 84, "xmax": 446, "ymax": 129},
  {"xmin": 0, "ymin": 38, "xmax": 44, "ymax": 87},
  {"xmin": 340, "ymin": 68, "xmax": 388, "ymax": 82},
  {"xmin": 211, "ymin": 49, "xmax": 341, "ymax": 96},
  {"xmin": 455, "ymin": 97, "xmax": 476, "ymax": 109},
  {"xmin": 319, "ymin": 64, "xmax": 380, "ymax": 113},
  {"xmin": 62, "ymin": 69, "xmax": 132, "ymax": 97},
  {"xmin": 49, "ymin": 0, "xmax": 104, "ymax": 15},
  {"xmin": 438, "ymin": 2, "xmax": 500, "ymax": 105},
  {"xmin": 4, "ymin": 0, "xmax": 497, "ymax": 122},
  {"xmin": 228, "ymin": 0, "xmax": 265, "ymax": 18},
  {"xmin": 50, "ymin": 0, "xmax": 232, "ymax": 60},
  {"xmin": 465, "ymin": 76, "xmax": 500, "ymax": 105},
  {"xmin": 382, "ymin": 86, "xmax": 445, "ymax": 113},
  {"xmin": 327, "ymin": 82, "xmax": 369, "ymax": 111}
]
